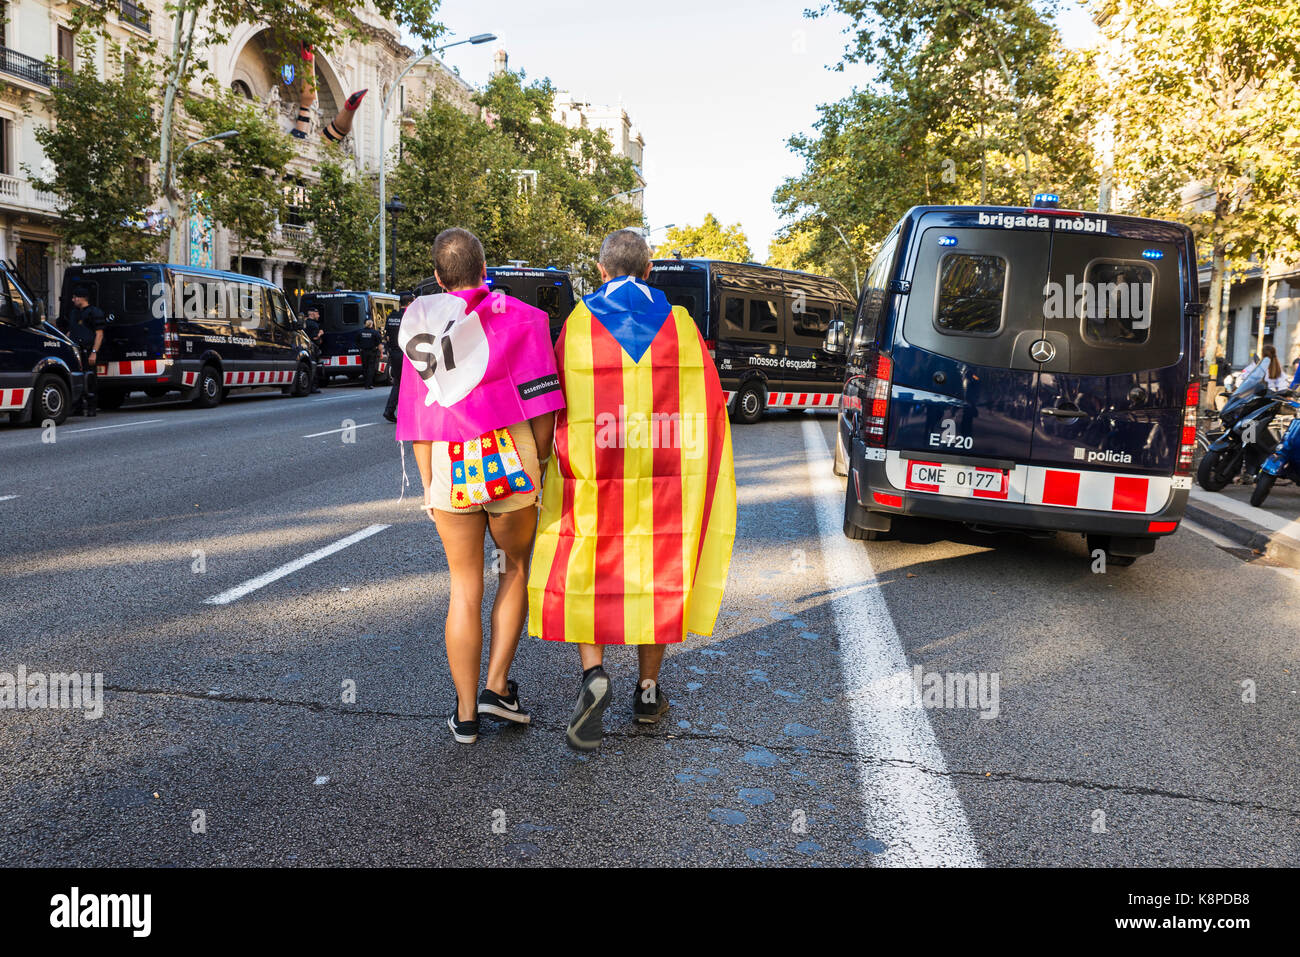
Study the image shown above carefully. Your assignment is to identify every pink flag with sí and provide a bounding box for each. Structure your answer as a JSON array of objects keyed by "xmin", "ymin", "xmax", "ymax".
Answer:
[{"xmin": 394, "ymin": 285, "xmax": 564, "ymax": 442}]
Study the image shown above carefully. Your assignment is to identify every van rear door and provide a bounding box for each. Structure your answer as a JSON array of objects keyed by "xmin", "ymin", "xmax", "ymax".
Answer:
[
  {"xmin": 891, "ymin": 225, "xmax": 1050, "ymax": 463},
  {"xmin": 1032, "ymin": 231, "xmax": 1186, "ymax": 475},
  {"xmin": 76, "ymin": 266, "xmax": 165, "ymax": 367}
]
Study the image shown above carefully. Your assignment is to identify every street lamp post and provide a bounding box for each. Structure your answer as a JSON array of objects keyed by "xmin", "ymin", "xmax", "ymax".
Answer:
[
  {"xmin": 175, "ymin": 129, "xmax": 239, "ymax": 266},
  {"xmin": 386, "ymin": 196, "xmax": 406, "ymax": 292},
  {"xmin": 378, "ymin": 32, "xmax": 495, "ymax": 291}
]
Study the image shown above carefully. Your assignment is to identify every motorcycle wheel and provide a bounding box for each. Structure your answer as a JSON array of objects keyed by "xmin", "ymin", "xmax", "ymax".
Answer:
[
  {"xmin": 1196, "ymin": 447, "xmax": 1240, "ymax": 492},
  {"xmin": 1250, "ymin": 474, "xmax": 1276, "ymax": 508}
]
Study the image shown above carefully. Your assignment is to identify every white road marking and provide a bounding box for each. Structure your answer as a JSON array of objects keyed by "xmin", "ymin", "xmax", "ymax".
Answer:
[
  {"xmin": 203, "ymin": 524, "xmax": 391, "ymax": 605},
  {"xmin": 302, "ymin": 422, "xmax": 380, "ymax": 439},
  {"xmin": 62, "ymin": 419, "xmax": 164, "ymax": 434},
  {"xmin": 802, "ymin": 421, "xmax": 982, "ymax": 867},
  {"xmin": 0, "ymin": 495, "xmax": 17, "ymax": 502}
]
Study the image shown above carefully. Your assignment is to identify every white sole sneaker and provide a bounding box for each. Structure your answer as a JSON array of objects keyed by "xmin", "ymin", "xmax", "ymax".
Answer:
[{"xmin": 447, "ymin": 715, "xmax": 478, "ymax": 744}]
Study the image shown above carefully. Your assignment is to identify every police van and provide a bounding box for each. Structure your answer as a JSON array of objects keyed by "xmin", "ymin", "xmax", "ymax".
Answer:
[
  {"xmin": 833, "ymin": 195, "xmax": 1199, "ymax": 565},
  {"xmin": 299, "ymin": 290, "xmax": 398, "ymax": 385},
  {"xmin": 0, "ymin": 259, "xmax": 84, "ymax": 425},
  {"xmin": 648, "ymin": 258, "xmax": 855, "ymax": 424},
  {"xmin": 414, "ymin": 266, "xmax": 576, "ymax": 340},
  {"xmin": 60, "ymin": 263, "xmax": 314, "ymax": 409}
]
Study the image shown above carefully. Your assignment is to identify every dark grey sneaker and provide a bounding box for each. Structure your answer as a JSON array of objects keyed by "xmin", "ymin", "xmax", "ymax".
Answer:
[
  {"xmin": 565, "ymin": 667, "xmax": 612, "ymax": 752},
  {"xmin": 633, "ymin": 679, "xmax": 669, "ymax": 724},
  {"xmin": 478, "ymin": 679, "xmax": 531, "ymax": 725}
]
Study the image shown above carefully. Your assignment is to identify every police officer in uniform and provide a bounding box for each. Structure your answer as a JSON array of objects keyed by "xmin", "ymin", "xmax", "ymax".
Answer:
[
  {"xmin": 302, "ymin": 306, "xmax": 324, "ymax": 393},
  {"xmin": 66, "ymin": 288, "xmax": 106, "ymax": 417},
  {"xmin": 382, "ymin": 293, "xmax": 411, "ymax": 423},
  {"xmin": 357, "ymin": 318, "xmax": 381, "ymax": 389}
]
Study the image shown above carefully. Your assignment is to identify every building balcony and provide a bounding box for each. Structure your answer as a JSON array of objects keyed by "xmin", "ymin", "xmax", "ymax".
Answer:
[
  {"xmin": 0, "ymin": 46, "xmax": 61, "ymax": 89},
  {"xmin": 0, "ymin": 173, "xmax": 58, "ymax": 214},
  {"xmin": 119, "ymin": 0, "xmax": 152, "ymax": 33}
]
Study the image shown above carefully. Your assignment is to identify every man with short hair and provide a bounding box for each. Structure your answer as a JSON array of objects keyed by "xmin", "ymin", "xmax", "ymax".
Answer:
[
  {"xmin": 528, "ymin": 229, "xmax": 737, "ymax": 751},
  {"xmin": 66, "ymin": 288, "xmax": 106, "ymax": 417}
]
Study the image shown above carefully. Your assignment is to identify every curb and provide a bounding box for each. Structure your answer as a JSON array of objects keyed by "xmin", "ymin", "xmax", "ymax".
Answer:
[{"xmin": 1184, "ymin": 499, "xmax": 1300, "ymax": 570}]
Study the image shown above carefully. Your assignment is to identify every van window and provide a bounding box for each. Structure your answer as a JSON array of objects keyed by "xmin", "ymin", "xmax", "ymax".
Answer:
[
  {"xmin": 1081, "ymin": 260, "xmax": 1154, "ymax": 345},
  {"xmin": 748, "ymin": 298, "xmax": 780, "ymax": 336},
  {"xmin": 535, "ymin": 286, "xmax": 563, "ymax": 323},
  {"xmin": 792, "ymin": 299, "xmax": 833, "ymax": 339},
  {"xmin": 935, "ymin": 253, "xmax": 1006, "ymax": 335},
  {"xmin": 0, "ymin": 272, "xmax": 22, "ymax": 324},
  {"xmin": 723, "ymin": 296, "xmax": 745, "ymax": 334},
  {"xmin": 124, "ymin": 280, "xmax": 150, "ymax": 314},
  {"xmin": 853, "ymin": 232, "xmax": 898, "ymax": 350}
]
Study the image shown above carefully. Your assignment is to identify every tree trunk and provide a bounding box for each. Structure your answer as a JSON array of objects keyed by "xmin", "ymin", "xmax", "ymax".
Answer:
[
  {"xmin": 1202, "ymin": 241, "xmax": 1226, "ymax": 408},
  {"xmin": 1257, "ymin": 255, "xmax": 1273, "ymax": 359}
]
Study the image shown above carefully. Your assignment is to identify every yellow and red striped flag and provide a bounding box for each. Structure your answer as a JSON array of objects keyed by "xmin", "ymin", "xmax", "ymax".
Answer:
[{"xmin": 528, "ymin": 277, "xmax": 736, "ymax": 645}]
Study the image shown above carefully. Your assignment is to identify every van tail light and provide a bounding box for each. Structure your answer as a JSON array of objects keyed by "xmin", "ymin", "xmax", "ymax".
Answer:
[
  {"xmin": 864, "ymin": 353, "xmax": 893, "ymax": 447},
  {"xmin": 164, "ymin": 320, "xmax": 180, "ymax": 360},
  {"xmin": 1176, "ymin": 382, "xmax": 1199, "ymax": 474},
  {"xmin": 704, "ymin": 338, "xmax": 716, "ymax": 360}
]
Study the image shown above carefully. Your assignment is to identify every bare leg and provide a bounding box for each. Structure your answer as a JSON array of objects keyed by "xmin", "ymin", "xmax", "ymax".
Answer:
[
  {"xmin": 323, "ymin": 89, "xmax": 368, "ymax": 142},
  {"xmin": 482, "ymin": 506, "xmax": 537, "ymax": 696},
  {"xmin": 637, "ymin": 645, "xmax": 667, "ymax": 685},
  {"xmin": 292, "ymin": 46, "xmax": 316, "ymax": 140},
  {"xmin": 433, "ymin": 508, "xmax": 488, "ymax": 721},
  {"xmin": 578, "ymin": 644, "xmax": 604, "ymax": 672}
]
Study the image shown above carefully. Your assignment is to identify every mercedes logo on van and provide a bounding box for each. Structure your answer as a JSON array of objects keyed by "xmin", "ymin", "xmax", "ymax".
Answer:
[{"xmin": 1029, "ymin": 339, "xmax": 1056, "ymax": 363}]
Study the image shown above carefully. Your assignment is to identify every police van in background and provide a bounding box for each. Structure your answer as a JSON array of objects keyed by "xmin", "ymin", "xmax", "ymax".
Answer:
[
  {"xmin": 60, "ymin": 263, "xmax": 314, "ymax": 409},
  {"xmin": 647, "ymin": 258, "xmax": 855, "ymax": 424},
  {"xmin": 414, "ymin": 266, "xmax": 576, "ymax": 340},
  {"xmin": 0, "ymin": 259, "xmax": 84, "ymax": 425},
  {"xmin": 299, "ymin": 290, "xmax": 398, "ymax": 385},
  {"xmin": 833, "ymin": 195, "xmax": 1200, "ymax": 566}
]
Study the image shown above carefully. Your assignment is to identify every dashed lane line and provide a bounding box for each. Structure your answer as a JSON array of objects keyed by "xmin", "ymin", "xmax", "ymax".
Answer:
[
  {"xmin": 302, "ymin": 422, "xmax": 380, "ymax": 439},
  {"xmin": 801, "ymin": 420, "xmax": 982, "ymax": 867},
  {"xmin": 203, "ymin": 524, "xmax": 391, "ymax": 605}
]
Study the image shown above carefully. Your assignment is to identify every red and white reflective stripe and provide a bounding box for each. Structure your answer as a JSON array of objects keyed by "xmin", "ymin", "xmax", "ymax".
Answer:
[
  {"xmin": 99, "ymin": 359, "xmax": 171, "ymax": 377},
  {"xmin": 764, "ymin": 392, "xmax": 842, "ymax": 409},
  {"xmin": 223, "ymin": 370, "xmax": 296, "ymax": 386},
  {"xmin": 377, "ymin": 361, "xmax": 388, "ymax": 374},
  {"xmin": 883, "ymin": 451, "xmax": 1174, "ymax": 515},
  {"xmin": 181, "ymin": 372, "xmax": 197, "ymax": 387},
  {"xmin": 0, "ymin": 388, "xmax": 31, "ymax": 411},
  {"xmin": 325, "ymin": 355, "xmax": 362, "ymax": 367}
]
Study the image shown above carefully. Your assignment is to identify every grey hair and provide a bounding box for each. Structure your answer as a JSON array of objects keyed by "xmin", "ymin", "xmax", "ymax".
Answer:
[{"xmin": 598, "ymin": 229, "xmax": 651, "ymax": 279}]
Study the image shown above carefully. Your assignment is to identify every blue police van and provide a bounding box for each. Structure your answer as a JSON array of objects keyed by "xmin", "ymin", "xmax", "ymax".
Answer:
[
  {"xmin": 60, "ymin": 263, "xmax": 314, "ymax": 409},
  {"xmin": 833, "ymin": 196, "xmax": 1200, "ymax": 565},
  {"xmin": 0, "ymin": 259, "xmax": 84, "ymax": 425},
  {"xmin": 299, "ymin": 290, "xmax": 399, "ymax": 385},
  {"xmin": 414, "ymin": 266, "xmax": 576, "ymax": 340}
]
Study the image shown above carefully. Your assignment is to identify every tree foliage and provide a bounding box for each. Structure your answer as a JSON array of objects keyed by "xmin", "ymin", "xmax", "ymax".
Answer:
[
  {"xmin": 658, "ymin": 214, "xmax": 753, "ymax": 262},
  {"xmin": 388, "ymin": 71, "xmax": 641, "ymax": 290},
  {"xmin": 28, "ymin": 37, "xmax": 161, "ymax": 262},
  {"xmin": 177, "ymin": 88, "xmax": 295, "ymax": 262},
  {"xmin": 294, "ymin": 159, "xmax": 380, "ymax": 289}
]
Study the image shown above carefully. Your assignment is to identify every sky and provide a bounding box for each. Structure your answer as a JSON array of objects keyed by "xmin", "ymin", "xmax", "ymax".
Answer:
[{"xmin": 426, "ymin": 0, "xmax": 1099, "ymax": 261}]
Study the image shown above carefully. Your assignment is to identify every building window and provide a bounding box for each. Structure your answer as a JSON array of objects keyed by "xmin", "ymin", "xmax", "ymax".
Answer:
[
  {"xmin": 231, "ymin": 79, "xmax": 253, "ymax": 99},
  {"xmin": 57, "ymin": 27, "xmax": 75, "ymax": 73},
  {"xmin": 0, "ymin": 117, "xmax": 10, "ymax": 176}
]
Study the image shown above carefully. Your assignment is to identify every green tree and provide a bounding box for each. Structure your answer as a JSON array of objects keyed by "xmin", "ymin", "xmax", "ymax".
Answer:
[
  {"xmin": 389, "ymin": 71, "xmax": 641, "ymax": 289},
  {"xmin": 177, "ymin": 88, "xmax": 295, "ymax": 266},
  {"xmin": 776, "ymin": 0, "xmax": 1096, "ymax": 279},
  {"xmin": 1087, "ymin": 0, "xmax": 1300, "ymax": 387},
  {"xmin": 658, "ymin": 215, "xmax": 753, "ymax": 262},
  {"xmin": 295, "ymin": 159, "xmax": 380, "ymax": 289},
  {"xmin": 27, "ymin": 37, "xmax": 161, "ymax": 262}
]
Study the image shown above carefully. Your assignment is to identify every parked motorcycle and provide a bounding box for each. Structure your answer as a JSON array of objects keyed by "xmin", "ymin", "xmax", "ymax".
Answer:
[
  {"xmin": 1197, "ymin": 363, "xmax": 1286, "ymax": 491},
  {"xmin": 1251, "ymin": 401, "xmax": 1300, "ymax": 507}
]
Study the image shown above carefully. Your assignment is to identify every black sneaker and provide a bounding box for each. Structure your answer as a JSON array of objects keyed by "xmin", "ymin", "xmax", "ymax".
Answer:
[
  {"xmin": 565, "ymin": 667, "xmax": 611, "ymax": 752},
  {"xmin": 478, "ymin": 679, "xmax": 531, "ymax": 725},
  {"xmin": 633, "ymin": 679, "xmax": 669, "ymax": 724},
  {"xmin": 447, "ymin": 703, "xmax": 479, "ymax": 744}
]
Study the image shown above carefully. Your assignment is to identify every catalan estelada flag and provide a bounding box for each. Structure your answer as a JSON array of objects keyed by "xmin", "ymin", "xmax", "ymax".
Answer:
[{"xmin": 528, "ymin": 276, "xmax": 737, "ymax": 645}]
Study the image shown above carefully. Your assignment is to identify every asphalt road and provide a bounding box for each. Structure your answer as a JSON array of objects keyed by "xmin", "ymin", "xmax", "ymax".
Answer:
[{"xmin": 0, "ymin": 385, "xmax": 1297, "ymax": 866}]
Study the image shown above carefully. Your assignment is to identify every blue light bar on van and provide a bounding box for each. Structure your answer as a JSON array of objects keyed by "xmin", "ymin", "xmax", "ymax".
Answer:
[
  {"xmin": 1032, "ymin": 192, "xmax": 1061, "ymax": 208},
  {"xmin": 938, "ymin": 235, "xmax": 958, "ymax": 246},
  {"xmin": 1142, "ymin": 249, "xmax": 1164, "ymax": 260}
]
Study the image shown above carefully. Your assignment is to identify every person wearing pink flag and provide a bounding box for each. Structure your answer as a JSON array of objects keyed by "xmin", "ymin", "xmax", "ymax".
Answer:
[{"xmin": 395, "ymin": 228, "xmax": 565, "ymax": 744}]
